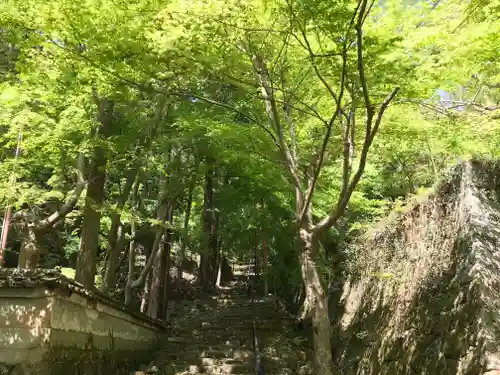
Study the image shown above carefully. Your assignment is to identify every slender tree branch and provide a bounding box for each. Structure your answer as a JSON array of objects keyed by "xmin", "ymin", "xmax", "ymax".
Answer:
[
  {"xmin": 361, "ymin": 0, "xmax": 376, "ymax": 27},
  {"xmin": 349, "ymin": 86, "xmax": 356, "ymax": 158},
  {"xmin": 340, "ymin": 114, "xmax": 353, "ymax": 199},
  {"xmin": 439, "ymin": 99, "xmax": 500, "ymax": 112},
  {"xmin": 293, "ymin": 18, "xmax": 339, "ymax": 105},
  {"xmin": 130, "ymin": 229, "xmax": 164, "ymax": 289},
  {"xmin": 355, "ymin": 0, "xmax": 373, "ymax": 121},
  {"xmin": 314, "ymin": 87, "xmax": 400, "ymax": 232},
  {"xmin": 337, "ymin": 82, "xmax": 356, "ymax": 206},
  {"xmin": 297, "ymin": 9, "xmax": 352, "ymax": 224},
  {"xmin": 280, "ymin": 58, "xmax": 299, "ymax": 163},
  {"xmin": 452, "ymin": 0, "xmax": 486, "ymax": 33},
  {"xmin": 396, "ymin": 98, "xmax": 452, "ymax": 116},
  {"xmin": 250, "ymin": 54, "xmax": 302, "ymax": 192},
  {"xmin": 256, "ymin": 94, "xmax": 327, "ymax": 123},
  {"xmin": 38, "ymin": 154, "xmax": 86, "ymax": 229}
]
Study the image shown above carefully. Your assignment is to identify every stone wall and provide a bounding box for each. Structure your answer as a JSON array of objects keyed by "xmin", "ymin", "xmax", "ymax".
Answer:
[
  {"xmin": 336, "ymin": 160, "xmax": 500, "ymax": 375},
  {"xmin": 0, "ymin": 269, "xmax": 166, "ymax": 375}
]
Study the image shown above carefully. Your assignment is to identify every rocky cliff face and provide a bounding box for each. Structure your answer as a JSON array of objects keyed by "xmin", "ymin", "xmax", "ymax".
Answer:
[{"xmin": 337, "ymin": 160, "xmax": 500, "ymax": 375}]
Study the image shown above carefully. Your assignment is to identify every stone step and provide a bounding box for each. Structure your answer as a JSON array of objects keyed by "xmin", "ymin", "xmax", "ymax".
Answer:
[
  {"xmin": 167, "ymin": 374, "xmax": 285, "ymax": 375},
  {"xmin": 200, "ymin": 360, "xmax": 292, "ymax": 374},
  {"xmin": 174, "ymin": 314, "xmax": 297, "ymax": 326},
  {"xmin": 173, "ymin": 320, "xmax": 289, "ymax": 332},
  {"xmin": 162, "ymin": 348, "xmax": 254, "ymax": 361},
  {"xmin": 169, "ymin": 323, "xmax": 297, "ymax": 341},
  {"xmin": 168, "ymin": 340, "xmax": 254, "ymax": 352},
  {"xmin": 173, "ymin": 312, "xmax": 290, "ymax": 325},
  {"xmin": 169, "ymin": 332, "xmax": 277, "ymax": 343},
  {"xmin": 142, "ymin": 358, "xmax": 299, "ymax": 375},
  {"xmin": 174, "ymin": 309, "xmax": 282, "ymax": 319},
  {"xmin": 169, "ymin": 297, "xmax": 272, "ymax": 310},
  {"xmin": 163, "ymin": 338, "xmax": 255, "ymax": 353},
  {"xmin": 166, "ymin": 336, "xmax": 249, "ymax": 346},
  {"xmin": 173, "ymin": 304, "xmax": 277, "ymax": 314},
  {"xmin": 169, "ymin": 308, "xmax": 283, "ymax": 321},
  {"xmin": 161, "ymin": 360, "xmax": 270, "ymax": 375},
  {"xmin": 164, "ymin": 346, "xmax": 305, "ymax": 365},
  {"xmin": 170, "ymin": 319, "xmax": 298, "ymax": 333},
  {"xmin": 172, "ymin": 323, "xmax": 291, "ymax": 333},
  {"xmin": 172, "ymin": 321, "xmax": 289, "ymax": 332},
  {"xmin": 155, "ymin": 284, "xmax": 310, "ymax": 375},
  {"xmin": 161, "ymin": 371, "xmax": 295, "ymax": 375},
  {"xmin": 171, "ymin": 312, "xmax": 276, "ymax": 319},
  {"xmin": 173, "ymin": 317, "xmax": 282, "ymax": 326},
  {"xmin": 168, "ymin": 335, "xmax": 251, "ymax": 347},
  {"xmin": 174, "ymin": 314, "xmax": 286, "ymax": 324},
  {"xmin": 168, "ymin": 297, "xmax": 275, "ymax": 306},
  {"xmin": 169, "ymin": 328, "xmax": 291, "ymax": 341},
  {"xmin": 198, "ymin": 361, "xmax": 254, "ymax": 374}
]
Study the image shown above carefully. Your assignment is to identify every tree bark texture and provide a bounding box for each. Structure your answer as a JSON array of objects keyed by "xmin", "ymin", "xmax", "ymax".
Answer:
[
  {"xmin": 75, "ymin": 95, "xmax": 114, "ymax": 288},
  {"xmin": 75, "ymin": 148, "xmax": 107, "ymax": 288},
  {"xmin": 199, "ymin": 161, "xmax": 217, "ymax": 290},
  {"xmin": 299, "ymin": 227, "xmax": 335, "ymax": 375},
  {"xmin": 124, "ymin": 220, "xmax": 136, "ymax": 307},
  {"xmin": 160, "ymin": 224, "xmax": 173, "ymax": 319},
  {"xmin": 178, "ymin": 177, "xmax": 194, "ymax": 280},
  {"xmin": 146, "ymin": 230, "xmax": 165, "ymax": 318},
  {"xmin": 101, "ymin": 168, "xmax": 138, "ymax": 293},
  {"xmin": 147, "ymin": 204, "xmax": 173, "ymax": 319}
]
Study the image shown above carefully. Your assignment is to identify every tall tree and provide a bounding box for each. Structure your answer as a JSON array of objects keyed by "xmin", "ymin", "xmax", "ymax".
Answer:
[
  {"xmin": 151, "ymin": 0, "xmax": 405, "ymax": 372},
  {"xmin": 75, "ymin": 92, "xmax": 115, "ymax": 287}
]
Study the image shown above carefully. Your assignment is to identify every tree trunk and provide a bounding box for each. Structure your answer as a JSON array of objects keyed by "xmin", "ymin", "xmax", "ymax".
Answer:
[
  {"xmin": 123, "ymin": 168, "xmax": 168, "ymax": 312},
  {"xmin": 215, "ymin": 231, "xmax": 225, "ymax": 287},
  {"xmin": 146, "ymin": 230, "xmax": 165, "ymax": 319},
  {"xmin": 210, "ymin": 203, "xmax": 220, "ymax": 287},
  {"xmin": 101, "ymin": 222, "xmax": 125, "ymax": 292},
  {"xmin": 153, "ymin": 203, "xmax": 173, "ymax": 320},
  {"xmin": 114, "ymin": 224, "xmax": 126, "ymax": 266},
  {"xmin": 75, "ymin": 149, "xmax": 107, "ymax": 288},
  {"xmin": 75, "ymin": 95, "xmax": 113, "ymax": 289},
  {"xmin": 199, "ymin": 161, "xmax": 216, "ymax": 290},
  {"xmin": 178, "ymin": 178, "xmax": 194, "ymax": 280},
  {"xmin": 124, "ymin": 220, "xmax": 137, "ymax": 307},
  {"xmin": 141, "ymin": 272, "xmax": 151, "ymax": 313},
  {"xmin": 216, "ymin": 250, "xmax": 223, "ymax": 288},
  {"xmin": 101, "ymin": 168, "xmax": 138, "ymax": 293},
  {"xmin": 160, "ymin": 221, "xmax": 173, "ymax": 319},
  {"xmin": 124, "ymin": 229, "xmax": 162, "ymax": 308},
  {"xmin": 146, "ymin": 188, "xmax": 174, "ymax": 318},
  {"xmin": 299, "ymin": 227, "xmax": 335, "ymax": 375}
]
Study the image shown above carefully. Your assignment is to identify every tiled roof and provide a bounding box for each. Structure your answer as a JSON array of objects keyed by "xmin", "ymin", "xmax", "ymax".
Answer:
[{"xmin": 0, "ymin": 268, "xmax": 169, "ymax": 331}]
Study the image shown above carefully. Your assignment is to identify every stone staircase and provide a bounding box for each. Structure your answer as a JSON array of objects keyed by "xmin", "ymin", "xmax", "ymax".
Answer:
[{"xmin": 149, "ymin": 279, "xmax": 312, "ymax": 375}]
